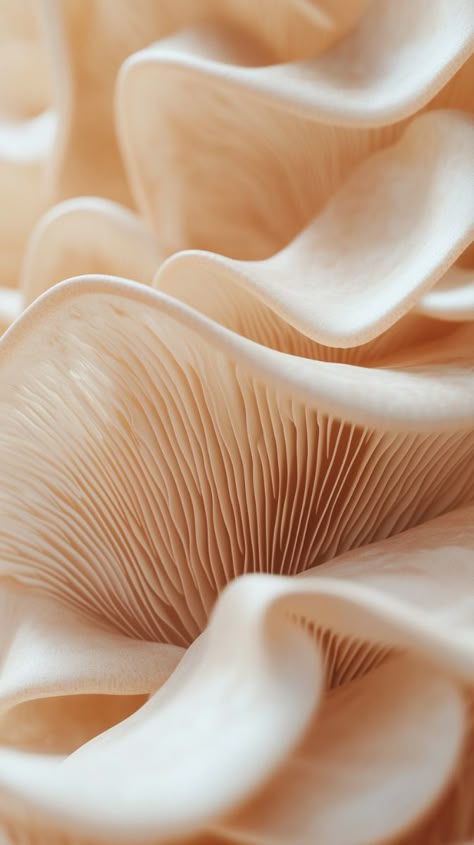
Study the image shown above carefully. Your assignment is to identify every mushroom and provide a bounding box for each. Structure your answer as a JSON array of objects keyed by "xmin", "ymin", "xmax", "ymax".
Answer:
[
  {"xmin": 1, "ymin": 0, "xmax": 472, "ymax": 317},
  {"xmin": 118, "ymin": 1, "xmax": 474, "ymax": 260},
  {"xmin": 155, "ymin": 109, "xmax": 474, "ymax": 348},
  {"xmin": 20, "ymin": 197, "xmax": 161, "ymax": 307},
  {"xmin": 1, "ymin": 277, "xmax": 473, "ymax": 647},
  {"xmin": 418, "ymin": 254, "xmax": 474, "ymax": 322},
  {"xmin": 0, "ymin": 1, "xmax": 473, "ymax": 843},
  {"xmin": 0, "ymin": 499, "xmax": 472, "ymax": 843},
  {"xmin": 0, "ymin": 0, "xmax": 375, "ymax": 292}
]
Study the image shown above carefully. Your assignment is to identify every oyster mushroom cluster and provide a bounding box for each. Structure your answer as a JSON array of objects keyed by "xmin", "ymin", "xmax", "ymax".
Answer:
[{"xmin": 0, "ymin": 2, "xmax": 473, "ymax": 844}]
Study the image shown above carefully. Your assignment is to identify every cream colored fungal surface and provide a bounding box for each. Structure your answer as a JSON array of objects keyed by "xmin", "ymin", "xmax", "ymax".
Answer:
[{"xmin": 0, "ymin": 2, "xmax": 473, "ymax": 844}]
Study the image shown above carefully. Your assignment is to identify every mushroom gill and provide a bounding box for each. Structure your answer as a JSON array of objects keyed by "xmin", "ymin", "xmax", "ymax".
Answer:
[
  {"xmin": 1, "ymin": 278, "xmax": 473, "ymax": 647},
  {"xmin": 0, "ymin": 505, "xmax": 472, "ymax": 844},
  {"xmin": 0, "ymin": 1, "xmax": 473, "ymax": 843}
]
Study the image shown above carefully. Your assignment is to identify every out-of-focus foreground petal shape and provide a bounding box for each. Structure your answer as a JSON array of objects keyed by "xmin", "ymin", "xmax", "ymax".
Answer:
[
  {"xmin": 0, "ymin": 583, "xmax": 183, "ymax": 756},
  {"xmin": 218, "ymin": 659, "xmax": 470, "ymax": 845},
  {"xmin": 0, "ymin": 571, "xmax": 324, "ymax": 843},
  {"xmin": 0, "ymin": 505, "xmax": 473, "ymax": 843},
  {"xmin": 156, "ymin": 110, "xmax": 474, "ymax": 347},
  {"xmin": 20, "ymin": 197, "xmax": 161, "ymax": 307},
  {"xmin": 216, "ymin": 506, "xmax": 474, "ymax": 845},
  {"xmin": 1, "ymin": 277, "xmax": 473, "ymax": 647}
]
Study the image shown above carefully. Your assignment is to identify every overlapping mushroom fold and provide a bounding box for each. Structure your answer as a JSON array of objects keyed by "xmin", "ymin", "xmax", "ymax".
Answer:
[
  {"xmin": 2, "ymin": 0, "xmax": 473, "ymax": 323},
  {"xmin": 1, "ymin": 276, "xmax": 473, "ymax": 643},
  {"xmin": 0, "ymin": 1, "xmax": 473, "ymax": 843},
  {"xmin": 0, "ymin": 0, "xmax": 374, "ymax": 290},
  {"xmin": 0, "ymin": 502, "xmax": 472, "ymax": 844},
  {"xmin": 117, "ymin": 5, "xmax": 473, "ymax": 261},
  {"xmin": 155, "ymin": 109, "xmax": 474, "ymax": 347},
  {"xmin": 18, "ymin": 107, "xmax": 474, "ymax": 351}
]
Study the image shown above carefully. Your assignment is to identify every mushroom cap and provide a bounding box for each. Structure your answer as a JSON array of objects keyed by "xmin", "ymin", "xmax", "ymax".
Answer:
[
  {"xmin": 0, "ymin": 505, "xmax": 473, "ymax": 843},
  {"xmin": 1, "ymin": 276, "xmax": 473, "ymax": 646}
]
